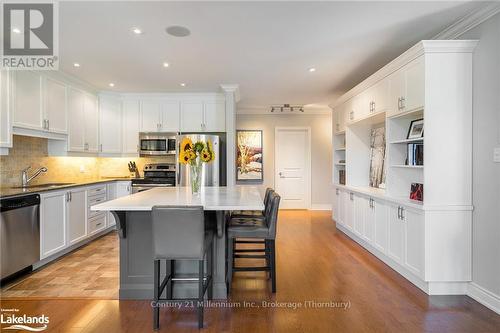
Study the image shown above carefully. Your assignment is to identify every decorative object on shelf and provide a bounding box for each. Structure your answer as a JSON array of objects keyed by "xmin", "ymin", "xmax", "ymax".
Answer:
[
  {"xmin": 236, "ymin": 130, "xmax": 263, "ymax": 181},
  {"xmin": 410, "ymin": 183, "xmax": 424, "ymax": 201},
  {"xmin": 178, "ymin": 137, "xmax": 215, "ymax": 195},
  {"xmin": 339, "ymin": 170, "xmax": 346, "ymax": 185},
  {"xmin": 407, "ymin": 118, "xmax": 424, "ymax": 139},
  {"xmin": 369, "ymin": 126, "xmax": 386, "ymax": 188},
  {"xmin": 270, "ymin": 104, "xmax": 304, "ymax": 113},
  {"xmin": 338, "ymin": 159, "xmax": 346, "ymax": 164},
  {"xmin": 406, "ymin": 143, "xmax": 424, "ymax": 166}
]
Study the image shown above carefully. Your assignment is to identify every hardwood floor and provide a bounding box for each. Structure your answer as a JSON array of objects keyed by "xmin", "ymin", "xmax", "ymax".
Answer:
[
  {"xmin": 1, "ymin": 232, "xmax": 118, "ymax": 298},
  {"xmin": 1, "ymin": 210, "xmax": 500, "ymax": 332}
]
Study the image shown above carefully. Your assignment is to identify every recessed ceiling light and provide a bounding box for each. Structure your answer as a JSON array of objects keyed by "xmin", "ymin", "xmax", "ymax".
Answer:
[
  {"xmin": 308, "ymin": 67, "xmax": 316, "ymax": 72},
  {"xmin": 166, "ymin": 26, "xmax": 191, "ymax": 37},
  {"xmin": 109, "ymin": 83, "xmax": 115, "ymax": 87},
  {"xmin": 180, "ymin": 83, "xmax": 186, "ymax": 87},
  {"xmin": 12, "ymin": 27, "xmax": 21, "ymax": 34},
  {"xmin": 132, "ymin": 27, "xmax": 143, "ymax": 35},
  {"xmin": 73, "ymin": 63, "xmax": 80, "ymax": 68},
  {"xmin": 163, "ymin": 62, "xmax": 169, "ymax": 68}
]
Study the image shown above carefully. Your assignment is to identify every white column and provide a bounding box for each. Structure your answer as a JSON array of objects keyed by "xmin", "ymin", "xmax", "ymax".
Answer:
[{"xmin": 220, "ymin": 84, "xmax": 240, "ymax": 186}]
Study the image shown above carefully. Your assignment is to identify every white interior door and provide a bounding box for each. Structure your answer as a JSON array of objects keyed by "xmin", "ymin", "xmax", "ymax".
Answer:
[{"xmin": 275, "ymin": 127, "xmax": 311, "ymax": 209}]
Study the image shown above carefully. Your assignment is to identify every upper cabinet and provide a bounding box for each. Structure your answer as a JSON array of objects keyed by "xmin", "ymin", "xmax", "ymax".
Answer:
[
  {"xmin": 67, "ymin": 88, "xmax": 98, "ymax": 153},
  {"xmin": 140, "ymin": 100, "xmax": 181, "ymax": 133},
  {"xmin": 43, "ymin": 77, "xmax": 67, "ymax": 134},
  {"xmin": 99, "ymin": 95, "xmax": 122, "ymax": 154},
  {"xmin": 13, "ymin": 71, "xmax": 43, "ymax": 130},
  {"xmin": 122, "ymin": 100, "xmax": 140, "ymax": 154},
  {"xmin": 13, "ymin": 71, "xmax": 68, "ymax": 134},
  {"xmin": 387, "ymin": 56, "xmax": 424, "ymax": 118},
  {"xmin": 161, "ymin": 101, "xmax": 181, "ymax": 132},
  {"xmin": 181, "ymin": 100, "xmax": 225, "ymax": 132},
  {"xmin": 0, "ymin": 70, "xmax": 12, "ymax": 150}
]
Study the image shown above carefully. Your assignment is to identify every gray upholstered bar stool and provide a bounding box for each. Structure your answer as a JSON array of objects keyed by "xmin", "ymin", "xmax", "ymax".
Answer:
[
  {"xmin": 151, "ymin": 206, "xmax": 214, "ymax": 330},
  {"xmin": 226, "ymin": 192, "xmax": 281, "ymax": 294}
]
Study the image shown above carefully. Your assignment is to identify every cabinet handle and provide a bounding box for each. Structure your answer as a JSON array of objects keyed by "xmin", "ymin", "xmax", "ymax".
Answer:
[
  {"xmin": 397, "ymin": 206, "xmax": 401, "ymax": 219},
  {"xmin": 397, "ymin": 97, "xmax": 401, "ymax": 110},
  {"xmin": 400, "ymin": 97, "xmax": 405, "ymax": 110},
  {"xmin": 47, "ymin": 119, "xmax": 50, "ymax": 130},
  {"xmin": 349, "ymin": 193, "xmax": 353, "ymax": 201},
  {"xmin": 99, "ymin": 144, "xmax": 103, "ymax": 152},
  {"xmin": 96, "ymin": 222, "xmax": 102, "ymax": 227},
  {"xmin": 400, "ymin": 207, "xmax": 405, "ymax": 220},
  {"xmin": 66, "ymin": 192, "xmax": 70, "ymax": 202}
]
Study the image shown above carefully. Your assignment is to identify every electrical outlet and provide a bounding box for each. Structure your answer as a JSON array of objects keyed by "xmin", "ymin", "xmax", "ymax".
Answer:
[{"xmin": 494, "ymin": 147, "xmax": 500, "ymax": 163}]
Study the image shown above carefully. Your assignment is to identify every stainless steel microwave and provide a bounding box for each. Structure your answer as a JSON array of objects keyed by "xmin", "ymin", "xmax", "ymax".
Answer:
[{"xmin": 139, "ymin": 133, "xmax": 177, "ymax": 156}]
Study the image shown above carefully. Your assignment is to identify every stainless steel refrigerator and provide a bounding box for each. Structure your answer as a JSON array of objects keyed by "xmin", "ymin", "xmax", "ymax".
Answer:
[{"xmin": 176, "ymin": 134, "xmax": 225, "ymax": 186}]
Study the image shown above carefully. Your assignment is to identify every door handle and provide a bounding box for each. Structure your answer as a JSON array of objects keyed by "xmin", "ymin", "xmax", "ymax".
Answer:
[{"xmin": 279, "ymin": 172, "xmax": 284, "ymax": 178}]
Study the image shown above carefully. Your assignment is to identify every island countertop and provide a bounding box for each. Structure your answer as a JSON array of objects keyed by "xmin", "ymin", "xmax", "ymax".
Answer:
[{"xmin": 91, "ymin": 186, "xmax": 265, "ymax": 211}]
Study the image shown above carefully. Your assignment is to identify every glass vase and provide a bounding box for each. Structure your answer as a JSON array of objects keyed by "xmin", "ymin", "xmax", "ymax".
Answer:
[{"xmin": 190, "ymin": 158, "xmax": 203, "ymax": 195}]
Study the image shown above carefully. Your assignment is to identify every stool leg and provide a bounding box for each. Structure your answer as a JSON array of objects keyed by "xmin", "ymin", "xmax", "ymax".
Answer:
[
  {"xmin": 198, "ymin": 259, "xmax": 204, "ymax": 329},
  {"xmin": 208, "ymin": 240, "xmax": 214, "ymax": 300},
  {"xmin": 270, "ymin": 240, "xmax": 277, "ymax": 293},
  {"xmin": 167, "ymin": 260, "xmax": 174, "ymax": 300},
  {"xmin": 226, "ymin": 237, "xmax": 234, "ymax": 295},
  {"xmin": 265, "ymin": 239, "xmax": 270, "ymax": 279},
  {"xmin": 153, "ymin": 259, "xmax": 160, "ymax": 330}
]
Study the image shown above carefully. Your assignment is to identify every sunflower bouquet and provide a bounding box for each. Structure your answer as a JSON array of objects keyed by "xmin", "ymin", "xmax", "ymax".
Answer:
[{"xmin": 178, "ymin": 137, "xmax": 215, "ymax": 194}]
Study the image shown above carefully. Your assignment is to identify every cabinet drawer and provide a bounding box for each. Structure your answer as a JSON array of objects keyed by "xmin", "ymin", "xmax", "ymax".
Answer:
[
  {"xmin": 88, "ymin": 214, "xmax": 106, "ymax": 235},
  {"xmin": 88, "ymin": 194, "xmax": 106, "ymax": 218},
  {"xmin": 88, "ymin": 186, "xmax": 106, "ymax": 197}
]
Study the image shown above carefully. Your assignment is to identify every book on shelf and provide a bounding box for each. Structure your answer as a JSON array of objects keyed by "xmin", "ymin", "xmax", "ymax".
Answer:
[
  {"xmin": 339, "ymin": 170, "xmax": 345, "ymax": 185},
  {"xmin": 406, "ymin": 143, "xmax": 424, "ymax": 166}
]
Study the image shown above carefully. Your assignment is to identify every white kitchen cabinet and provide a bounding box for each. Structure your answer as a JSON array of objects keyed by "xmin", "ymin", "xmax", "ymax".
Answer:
[
  {"xmin": 122, "ymin": 100, "xmax": 140, "ymax": 153},
  {"xmin": 0, "ymin": 70, "xmax": 12, "ymax": 149},
  {"xmin": 140, "ymin": 101, "xmax": 162, "ymax": 132},
  {"xmin": 107, "ymin": 181, "xmax": 131, "ymax": 227},
  {"xmin": 67, "ymin": 88, "xmax": 86, "ymax": 151},
  {"xmin": 161, "ymin": 101, "xmax": 181, "ymax": 132},
  {"xmin": 40, "ymin": 191, "xmax": 67, "ymax": 259},
  {"xmin": 362, "ymin": 197, "xmax": 374, "ymax": 243},
  {"xmin": 99, "ymin": 95, "xmax": 122, "ymax": 153},
  {"xmin": 43, "ymin": 77, "xmax": 67, "ymax": 134},
  {"xmin": 332, "ymin": 188, "xmax": 338, "ymax": 222},
  {"xmin": 387, "ymin": 203, "xmax": 405, "ymax": 264},
  {"xmin": 371, "ymin": 198, "xmax": 388, "ymax": 253},
  {"xmin": 67, "ymin": 188, "xmax": 87, "ymax": 245},
  {"xmin": 13, "ymin": 71, "xmax": 42, "ymax": 130},
  {"xmin": 204, "ymin": 101, "xmax": 225, "ymax": 132},
  {"xmin": 370, "ymin": 79, "xmax": 389, "ymax": 114},
  {"xmin": 388, "ymin": 56, "xmax": 425, "ymax": 117},
  {"xmin": 353, "ymin": 194, "xmax": 365, "ymax": 237},
  {"xmin": 403, "ymin": 207, "xmax": 424, "ymax": 278},
  {"xmin": 344, "ymin": 191, "xmax": 354, "ymax": 231},
  {"xmin": 181, "ymin": 101, "xmax": 204, "ymax": 132},
  {"xmin": 351, "ymin": 92, "xmax": 369, "ymax": 122},
  {"xmin": 84, "ymin": 94, "xmax": 99, "ymax": 152}
]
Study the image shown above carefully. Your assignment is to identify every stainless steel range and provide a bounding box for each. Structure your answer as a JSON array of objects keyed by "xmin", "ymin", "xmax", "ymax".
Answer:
[{"xmin": 131, "ymin": 163, "xmax": 176, "ymax": 193}]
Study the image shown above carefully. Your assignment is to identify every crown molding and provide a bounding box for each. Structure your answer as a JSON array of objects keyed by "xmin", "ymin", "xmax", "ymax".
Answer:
[
  {"xmin": 433, "ymin": 2, "xmax": 500, "ymax": 40},
  {"xmin": 330, "ymin": 40, "xmax": 478, "ymax": 109},
  {"xmin": 220, "ymin": 84, "xmax": 241, "ymax": 103}
]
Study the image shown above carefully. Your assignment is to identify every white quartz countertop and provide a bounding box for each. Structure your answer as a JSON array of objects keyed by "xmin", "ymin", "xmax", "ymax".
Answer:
[{"xmin": 91, "ymin": 186, "xmax": 264, "ymax": 211}]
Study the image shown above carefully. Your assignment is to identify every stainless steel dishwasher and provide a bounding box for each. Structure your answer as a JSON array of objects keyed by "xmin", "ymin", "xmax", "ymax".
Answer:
[{"xmin": 0, "ymin": 194, "xmax": 40, "ymax": 281}]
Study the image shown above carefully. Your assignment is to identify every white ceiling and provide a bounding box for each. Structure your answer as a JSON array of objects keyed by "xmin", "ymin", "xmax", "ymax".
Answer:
[{"xmin": 59, "ymin": 1, "xmax": 484, "ymax": 113}]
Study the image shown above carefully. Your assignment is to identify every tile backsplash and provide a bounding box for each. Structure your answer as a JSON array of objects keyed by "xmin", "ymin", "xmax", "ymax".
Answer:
[{"xmin": 0, "ymin": 135, "xmax": 174, "ymax": 187}]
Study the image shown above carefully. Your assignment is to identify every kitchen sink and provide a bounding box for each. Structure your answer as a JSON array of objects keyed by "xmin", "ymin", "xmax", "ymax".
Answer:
[{"xmin": 10, "ymin": 182, "xmax": 76, "ymax": 189}]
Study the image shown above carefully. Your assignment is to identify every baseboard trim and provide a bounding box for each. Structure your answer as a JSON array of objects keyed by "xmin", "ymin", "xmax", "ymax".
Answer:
[
  {"xmin": 467, "ymin": 282, "xmax": 500, "ymax": 315},
  {"xmin": 310, "ymin": 204, "xmax": 332, "ymax": 211}
]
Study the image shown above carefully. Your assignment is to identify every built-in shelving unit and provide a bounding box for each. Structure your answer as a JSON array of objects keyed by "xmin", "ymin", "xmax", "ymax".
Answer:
[{"xmin": 330, "ymin": 40, "xmax": 477, "ymax": 296}]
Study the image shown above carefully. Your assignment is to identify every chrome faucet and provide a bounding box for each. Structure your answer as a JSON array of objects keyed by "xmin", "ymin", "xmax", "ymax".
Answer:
[{"xmin": 21, "ymin": 166, "xmax": 48, "ymax": 187}]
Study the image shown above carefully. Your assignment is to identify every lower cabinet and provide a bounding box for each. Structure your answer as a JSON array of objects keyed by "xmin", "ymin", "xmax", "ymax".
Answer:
[
  {"xmin": 387, "ymin": 203, "xmax": 405, "ymax": 263},
  {"xmin": 353, "ymin": 195, "xmax": 366, "ymax": 238},
  {"xmin": 67, "ymin": 188, "xmax": 87, "ymax": 245},
  {"xmin": 371, "ymin": 198, "xmax": 388, "ymax": 253},
  {"xmin": 40, "ymin": 191, "xmax": 67, "ymax": 259},
  {"xmin": 403, "ymin": 207, "xmax": 424, "ymax": 278},
  {"xmin": 344, "ymin": 191, "xmax": 354, "ymax": 231}
]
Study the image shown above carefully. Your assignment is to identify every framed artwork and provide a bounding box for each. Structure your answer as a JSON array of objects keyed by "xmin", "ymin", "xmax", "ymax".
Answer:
[
  {"xmin": 410, "ymin": 183, "xmax": 424, "ymax": 202},
  {"xmin": 236, "ymin": 130, "xmax": 263, "ymax": 181},
  {"xmin": 407, "ymin": 119, "xmax": 424, "ymax": 139},
  {"xmin": 369, "ymin": 126, "xmax": 386, "ymax": 188}
]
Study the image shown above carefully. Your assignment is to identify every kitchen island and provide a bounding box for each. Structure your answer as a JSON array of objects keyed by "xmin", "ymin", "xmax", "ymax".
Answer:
[{"xmin": 91, "ymin": 186, "xmax": 264, "ymax": 299}]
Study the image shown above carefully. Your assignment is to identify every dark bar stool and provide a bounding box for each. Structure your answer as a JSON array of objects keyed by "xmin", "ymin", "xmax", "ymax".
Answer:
[
  {"xmin": 231, "ymin": 187, "xmax": 274, "ymax": 219},
  {"xmin": 151, "ymin": 206, "xmax": 214, "ymax": 330},
  {"xmin": 226, "ymin": 192, "xmax": 281, "ymax": 294}
]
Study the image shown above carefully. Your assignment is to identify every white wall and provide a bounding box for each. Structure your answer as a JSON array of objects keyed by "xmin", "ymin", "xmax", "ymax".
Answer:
[
  {"xmin": 236, "ymin": 113, "xmax": 332, "ymax": 208},
  {"xmin": 459, "ymin": 13, "xmax": 500, "ymax": 309}
]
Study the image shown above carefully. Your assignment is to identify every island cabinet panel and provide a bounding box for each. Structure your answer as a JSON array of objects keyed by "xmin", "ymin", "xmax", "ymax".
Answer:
[
  {"xmin": 67, "ymin": 188, "xmax": 87, "ymax": 245},
  {"xmin": 40, "ymin": 191, "xmax": 67, "ymax": 259}
]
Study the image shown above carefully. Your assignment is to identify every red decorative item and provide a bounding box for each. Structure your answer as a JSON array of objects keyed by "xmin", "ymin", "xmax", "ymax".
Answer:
[{"xmin": 410, "ymin": 183, "xmax": 424, "ymax": 202}]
